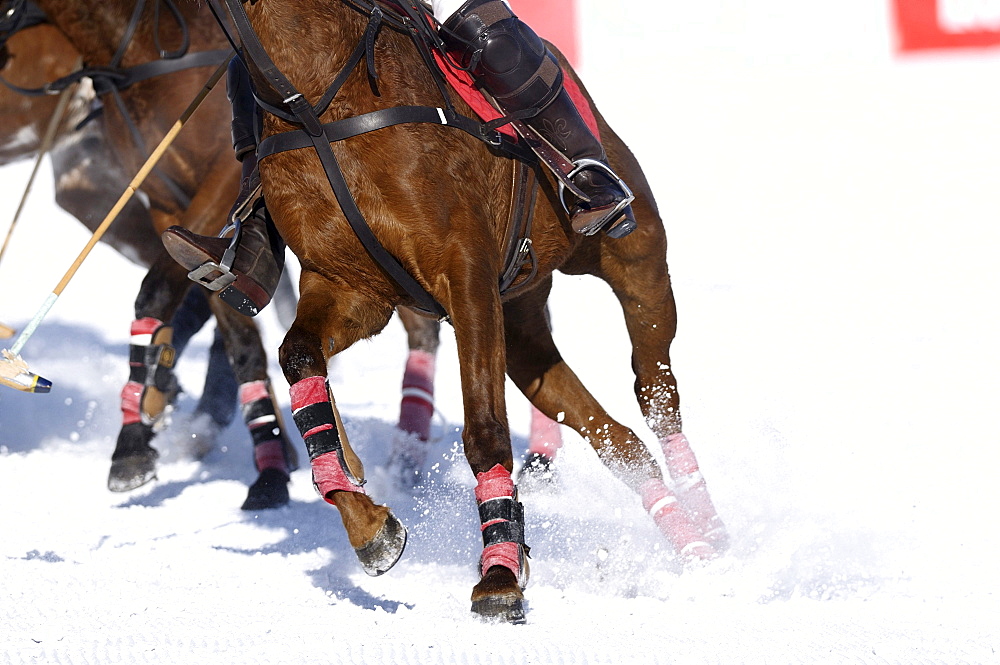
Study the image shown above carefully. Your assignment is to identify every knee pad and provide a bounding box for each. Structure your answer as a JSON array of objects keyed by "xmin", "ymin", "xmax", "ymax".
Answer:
[{"xmin": 441, "ymin": 0, "xmax": 563, "ymax": 114}]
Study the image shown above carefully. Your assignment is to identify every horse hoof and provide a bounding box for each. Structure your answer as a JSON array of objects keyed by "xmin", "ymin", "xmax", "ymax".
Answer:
[
  {"xmin": 355, "ymin": 510, "xmax": 407, "ymax": 576},
  {"xmin": 107, "ymin": 449, "xmax": 159, "ymax": 492},
  {"xmin": 471, "ymin": 565, "xmax": 527, "ymax": 623},
  {"xmin": 241, "ymin": 468, "xmax": 291, "ymax": 511},
  {"xmin": 516, "ymin": 452, "xmax": 556, "ymax": 485},
  {"xmin": 471, "ymin": 592, "xmax": 526, "ymax": 623}
]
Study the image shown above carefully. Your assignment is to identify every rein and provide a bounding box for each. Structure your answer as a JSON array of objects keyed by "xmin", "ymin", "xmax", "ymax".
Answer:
[{"xmin": 213, "ymin": 0, "xmax": 539, "ymax": 319}]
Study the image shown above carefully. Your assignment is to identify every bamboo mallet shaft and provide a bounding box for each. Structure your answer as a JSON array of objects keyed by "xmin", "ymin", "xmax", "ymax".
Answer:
[{"xmin": 8, "ymin": 58, "xmax": 229, "ymax": 358}]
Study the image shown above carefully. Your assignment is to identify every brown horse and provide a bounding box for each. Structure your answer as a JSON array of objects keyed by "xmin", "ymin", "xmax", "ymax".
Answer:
[
  {"xmin": 0, "ymin": 2, "xmax": 496, "ymax": 502},
  {"xmin": 0, "ymin": 21, "xmax": 240, "ymax": 441},
  {"xmin": 221, "ymin": 0, "xmax": 729, "ymax": 621},
  {"xmin": 2, "ymin": 0, "xmax": 307, "ymax": 509}
]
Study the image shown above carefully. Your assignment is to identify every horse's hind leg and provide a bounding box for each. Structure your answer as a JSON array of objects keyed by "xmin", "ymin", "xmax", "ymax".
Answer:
[
  {"xmin": 502, "ymin": 281, "xmax": 715, "ymax": 560},
  {"xmin": 207, "ymin": 298, "xmax": 299, "ymax": 511},
  {"xmin": 589, "ymin": 145, "xmax": 729, "ymax": 550},
  {"xmin": 279, "ymin": 271, "xmax": 406, "ymax": 575},
  {"xmin": 388, "ymin": 306, "xmax": 440, "ymax": 485}
]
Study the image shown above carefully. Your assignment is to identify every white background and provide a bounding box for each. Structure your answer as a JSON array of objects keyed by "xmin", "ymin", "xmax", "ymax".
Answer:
[{"xmin": 1, "ymin": 1, "xmax": 998, "ymax": 662}]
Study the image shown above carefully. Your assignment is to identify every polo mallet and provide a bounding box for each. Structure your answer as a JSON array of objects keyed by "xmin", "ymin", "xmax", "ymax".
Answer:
[
  {"xmin": 0, "ymin": 75, "xmax": 80, "ymax": 340},
  {"xmin": 0, "ymin": 57, "xmax": 230, "ymax": 393}
]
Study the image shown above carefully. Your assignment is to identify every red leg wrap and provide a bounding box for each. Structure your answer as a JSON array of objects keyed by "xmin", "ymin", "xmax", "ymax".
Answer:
[
  {"xmin": 640, "ymin": 478, "xmax": 716, "ymax": 561},
  {"xmin": 527, "ymin": 406, "xmax": 563, "ymax": 458},
  {"xmin": 311, "ymin": 451, "xmax": 365, "ymax": 505},
  {"xmin": 120, "ymin": 382, "xmax": 142, "ymax": 426},
  {"xmin": 290, "ymin": 376, "xmax": 329, "ymax": 412},
  {"xmin": 475, "ymin": 464, "xmax": 515, "ymax": 504},
  {"xmin": 661, "ymin": 433, "xmax": 728, "ymax": 549},
  {"xmin": 481, "ymin": 542, "xmax": 522, "ymax": 578},
  {"xmin": 398, "ymin": 350, "xmax": 435, "ymax": 441}
]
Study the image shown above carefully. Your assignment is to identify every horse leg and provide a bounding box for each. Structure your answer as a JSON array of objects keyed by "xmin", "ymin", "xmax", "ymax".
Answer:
[
  {"xmin": 166, "ymin": 287, "xmax": 239, "ymax": 458},
  {"xmin": 502, "ymin": 281, "xmax": 716, "ymax": 561},
  {"xmin": 389, "ymin": 306, "xmax": 441, "ymax": 485},
  {"xmin": 446, "ymin": 276, "xmax": 528, "ymax": 623},
  {"xmin": 516, "ymin": 305, "xmax": 564, "ymax": 483},
  {"xmin": 279, "ymin": 271, "xmax": 405, "ymax": 574},
  {"xmin": 206, "ymin": 297, "xmax": 299, "ymax": 511},
  {"xmin": 108, "ymin": 256, "xmax": 191, "ymax": 491},
  {"xmin": 580, "ymin": 136, "xmax": 728, "ymax": 551},
  {"xmin": 603, "ymin": 263, "xmax": 728, "ymax": 550},
  {"xmin": 517, "ymin": 405, "xmax": 564, "ymax": 482}
]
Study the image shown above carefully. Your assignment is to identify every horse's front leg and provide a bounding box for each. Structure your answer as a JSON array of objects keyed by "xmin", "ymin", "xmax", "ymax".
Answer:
[
  {"xmin": 207, "ymin": 297, "xmax": 299, "ymax": 511},
  {"xmin": 108, "ymin": 255, "xmax": 192, "ymax": 491},
  {"xmin": 449, "ymin": 275, "xmax": 528, "ymax": 623},
  {"xmin": 279, "ymin": 271, "xmax": 405, "ymax": 575}
]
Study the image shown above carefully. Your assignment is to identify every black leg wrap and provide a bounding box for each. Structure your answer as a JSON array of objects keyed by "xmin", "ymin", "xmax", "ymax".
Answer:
[
  {"xmin": 478, "ymin": 495, "xmax": 530, "ymax": 589},
  {"xmin": 292, "ymin": 401, "xmax": 364, "ymax": 491},
  {"xmin": 127, "ymin": 331, "xmax": 179, "ymax": 427}
]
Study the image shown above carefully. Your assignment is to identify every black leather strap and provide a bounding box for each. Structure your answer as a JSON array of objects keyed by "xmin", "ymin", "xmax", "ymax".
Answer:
[
  {"xmin": 256, "ymin": 105, "xmax": 529, "ymax": 163},
  {"xmin": 223, "ymin": 0, "xmax": 449, "ymax": 318}
]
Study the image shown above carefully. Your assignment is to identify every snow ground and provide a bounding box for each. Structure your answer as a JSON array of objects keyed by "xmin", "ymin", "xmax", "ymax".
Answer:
[{"xmin": 2, "ymin": 1, "xmax": 1000, "ymax": 663}]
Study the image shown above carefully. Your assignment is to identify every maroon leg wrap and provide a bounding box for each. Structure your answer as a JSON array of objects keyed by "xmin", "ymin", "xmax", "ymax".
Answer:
[{"xmin": 398, "ymin": 350, "xmax": 435, "ymax": 441}]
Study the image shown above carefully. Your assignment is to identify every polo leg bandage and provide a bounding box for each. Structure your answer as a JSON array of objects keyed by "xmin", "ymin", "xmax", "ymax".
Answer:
[
  {"xmin": 290, "ymin": 376, "xmax": 365, "ymax": 503},
  {"xmin": 398, "ymin": 349, "xmax": 435, "ymax": 441},
  {"xmin": 661, "ymin": 432, "xmax": 728, "ymax": 550},
  {"xmin": 240, "ymin": 380, "xmax": 298, "ymax": 474},
  {"xmin": 640, "ymin": 477, "xmax": 715, "ymax": 560},
  {"xmin": 121, "ymin": 317, "xmax": 177, "ymax": 427},
  {"xmin": 475, "ymin": 464, "xmax": 530, "ymax": 588}
]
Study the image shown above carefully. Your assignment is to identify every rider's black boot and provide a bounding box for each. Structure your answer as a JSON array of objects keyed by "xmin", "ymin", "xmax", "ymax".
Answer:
[{"xmin": 441, "ymin": 0, "xmax": 635, "ymax": 237}]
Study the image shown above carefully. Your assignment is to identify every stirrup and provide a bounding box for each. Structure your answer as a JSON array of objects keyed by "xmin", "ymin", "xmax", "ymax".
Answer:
[
  {"xmin": 558, "ymin": 158, "xmax": 635, "ymax": 234},
  {"xmin": 186, "ymin": 180, "xmax": 263, "ymax": 291},
  {"xmin": 185, "ymin": 220, "xmax": 242, "ymax": 291}
]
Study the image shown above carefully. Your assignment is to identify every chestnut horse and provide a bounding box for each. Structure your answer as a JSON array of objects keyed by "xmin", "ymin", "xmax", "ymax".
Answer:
[
  {"xmin": 217, "ymin": 0, "xmax": 728, "ymax": 621},
  {"xmin": 0, "ymin": 20, "xmax": 241, "ymax": 446},
  {"xmin": 0, "ymin": 1, "xmax": 497, "ymax": 502},
  {"xmin": 0, "ymin": 0, "xmax": 309, "ymax": 509}
]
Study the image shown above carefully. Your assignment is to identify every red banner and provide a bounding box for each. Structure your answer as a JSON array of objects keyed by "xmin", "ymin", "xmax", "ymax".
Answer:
[
  {"xmin": 507, "ymin": 0, "xmax": 579, "ymax": 65},
  {"xmin": 893, "ymin": 0, "xmax": 1000, "ymax": 52}
]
